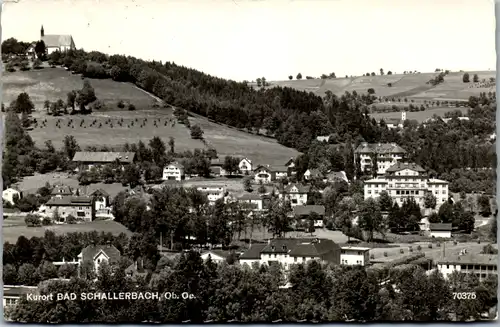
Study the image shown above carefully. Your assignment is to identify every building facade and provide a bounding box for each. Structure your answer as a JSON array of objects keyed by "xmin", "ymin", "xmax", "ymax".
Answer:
[
  {"xmin": 2, "ymin": 188, "xmax": 21, "ymax": 205},
  {"xmin": 78, "ymin": 244, "xmax": 121, "ymax": 272},
  {"xmin": 436, "ymin": 254, "xmax": 497, "ymax": 281},
  {"xmin": 162, "ymin": 162, "xmax": 185, "ymax": 181},
  {"xmin": 41, "ymin": 196, "xmax": 94, "ymax": 222},
  {"xmin": 40, "ymin": 25, "xmax": 76, "ymax": 54},
  {"xmin": 340, "ymin": 247, "xmax": 371, "ymax": 266},
  {"xmin": 279, "ymin": 183, "xmax": 310, "ymax": 207},
  {"xmin": 72, "ymin": 152, "xmax": 136, "ymax": 171},
  {"xmin": 239, "ymin": 158, "xmax": 253, "ymax": 175},
  {"xmin": 197, "ymin": 185, "xmax": 226, "ymax": 204},
  {"xmin": 429, "ymin": 223, "xmax": 452, "ymax": 238},
  {"xmin": 238, "ymin": 193, "xmax": 264, "ymax": 211},
  {"xmin": 355, "ymin": 142, "xmax": 406, "ymax": 175},
  {"xmin": 363, "ymin": 162, "xmax": 449, "ymax": 209}
]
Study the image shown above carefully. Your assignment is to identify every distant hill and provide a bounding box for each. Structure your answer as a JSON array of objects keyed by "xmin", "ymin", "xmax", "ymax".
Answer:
[{"xmin": 252, "ymin": 71, "xmax": 496, "ymax": 101}]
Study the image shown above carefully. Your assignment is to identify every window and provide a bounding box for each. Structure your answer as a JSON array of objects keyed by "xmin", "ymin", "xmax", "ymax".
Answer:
[
  {"xmin": 396, "ymin": 191, "xmax": 400, "ymax": 195},
  {"xmin": 294, "ymin": 257, "xmax": 297, "ymax": 262},
  {"xmin": 446, "ymin": 265, "xmax": 449, "ymax": 269},
  {"xmin": 442, "ymin": 190, "xmax": 446, "ymax": 194},
  {"xmin": 367, "ymin": 190, "xmax": 372, "ymax": 194},
  {"xmin": 302, "ymin": 257, "xmax": 306, "ymax": 262}
]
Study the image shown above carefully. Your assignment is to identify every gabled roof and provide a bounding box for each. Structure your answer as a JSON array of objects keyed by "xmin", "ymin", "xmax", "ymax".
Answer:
[
  {"xmin": 326, "ymin": 171, "xmax": 348, "ymax": 182},
  {"xmin": 386, "ymin": 162, "xmax": 426, "ymax": 173},
  {"xmin": 167, "ymin": 161, "xmax": 184, "ymax": 169},
  {"xmin": 293, "ymin": 205, "xmax": 325, "ymax": 216},
  {"xmin": 239, "ymin": 244, "xmax": 267, "ymax": 259},
  {"xmin": 79, "ymin": 245, "xmax": 121, "ymax": 263},
  {"xmin": 72, "ymin": 152, "xmax": 135, "ymax": 163},
  {"xmin": 240, "ymin": 157, "xmax": 252, "ymax": 164},
  {"xmin": 3, "ymin": 285, "xmax": 38, "ymax": 297},
  {"xmin": 51, "ymin": 185, "xmax": 73, "ymax": 196},
  {"xmin": 261, "ymin": 239, "xmax": 304, "ymax": 254},
  {"xmin": 437, "ymin": 254, "xmax": 497, "ymax": 266},
  {"xmin": 429, "ymin": 223, "xmax": 452, "ymax": 231},
  {"xmin": 46, "ymin": 196, "xmax": 92, "ymax": 206},
  {"xmin": 284, "ymin": 157, "xmax": 295, "ymax": 166},
  {"xmin": 3, "ymin": 187, "xmax": 20, "ymax": 193},
  {"xmin": 41, "ymin": 34, "xmax": 75, "ymax": 48},
  {"xmin": 90, "ymin": 189, "xmax": 109, "ymax": 197},
  {"xmin": 355, "ymin": 143, "xmax": 406, "ymax": 154},
  {"xmin": 239, "ymin": 193, "xmax": 262, "ymax": 201},
  {"xmin": 288, "ymin": 239, "xmax": 341, "ymax": 257},
  {"xmin": 283, "ymin": 183, "xmax": 310, "ymax": 194},
  {"xmin": 254, "ymin": 165, "xmax": 271, "ymax": 172}
]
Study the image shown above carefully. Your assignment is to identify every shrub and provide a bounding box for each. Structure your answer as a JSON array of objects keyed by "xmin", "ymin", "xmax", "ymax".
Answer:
[
  {"xmin": 33, "ymin": 59, "xmax": 43, "ymax": 69},
  {"xmin": 128, "ymin": 103, "xmax": 136, "ymax": 111},
  {"xmin": 25, "ymin": 214, "xmax": 42, "ymax": 227},
  {"xmin": 67, "ymin": 215, "xmax": 76, "ymax": 224},
  {"xmin": 437, "ymin": 242, "xmax": 441, "ymax": 247},
  {"xmin": 477, "ymin": 239, "xmax": 481, "ymax": 244},
  {"xmin": 409, "ymin": 247, "xmax": 413, "ymax": 252},
  {"xmin": 428, "ymin": 244, "xmax": 432, "ymax": 249},
  {"xmin": 42, "ymin": 217, "xmax": 53, "ymax": 226},
  {"xmin": 383, "ymin": 252, "xmax": 388, "ymax": 257},
  {"xmin": 399, "ymin": 249, "xmax": 404, "ymax": 254},
  {"xmin": 117, "ymin": 100, "xmax": 125, "ymax": 109},
  {"xmin": 453, "ymin": 240, "xmax": 458, "ymax": 245},
  {"xmin": 370, "ymin": 254, "xmax": 375, "ymax": 259},
  {"xmin": 417, "ymin": 245, "xmax": 422, "ymax": 251}
]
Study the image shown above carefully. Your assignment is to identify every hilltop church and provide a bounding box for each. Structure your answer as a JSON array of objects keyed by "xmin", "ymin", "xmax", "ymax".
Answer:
[{"xmin": 39, "ymin": 25, "xmax": 76, "ymax": 55}]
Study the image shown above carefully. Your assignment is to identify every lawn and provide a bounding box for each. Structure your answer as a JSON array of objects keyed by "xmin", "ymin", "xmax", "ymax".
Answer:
[
  {"xmin": 261, "ymin": 71, "xmax": 495, "ymax": 99},
  {"xmin": 2, "ymin": 219, "xmax": 132, "ymax": 244},
  {"xmin": 369, "ymin": 107, "xmax": 469, "ymax": 123},
  {"xmin": 2, "ymin": 67, "xmax": 154, "ymax": 109}
]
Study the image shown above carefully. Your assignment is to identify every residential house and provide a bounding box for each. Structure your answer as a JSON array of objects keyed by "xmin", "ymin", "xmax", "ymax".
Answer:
[
  {"xmin": 324, "ymin": 171, "xmax": 349, "ymax": 184},
  {"xmin": 363, "ymin": 162, "xmax": 449, "ymax": 210},
  {"xmin": 253, "ymin": 165, "xmax": 273, "ymax": 184},
  {"xmin": 340, "ymin": 247, "xmax": 371, "ymax": 266},
  {"xmin": 25, "ymin": 42, "xmax": 37, "ymax": 59},
  {"xmin": 239, "ymin": 158, "xmax": 253, "ymax": 175},
  {"xmin": 2, "ymin": 187, "xmax": 22, "ymax": 205},
  {"xmin": 304, "ymin": 168, "xmax": 323, "ymax": 181},
  {"xmin": 355, "ymin": 142, "xmax": 406, "ymax": 175},
  {"xmin": 279, "ymin": 183, "xmax": 310, "ymax": 207},
  {"xmin": 90, "ymin": 189, "xmax": 113, "ymax": 219},
  {"xmin": 238, "ymin": 193, "xmax": 264, "ymax": 211},
  {"xmin": 240, "ymin": 238, "xmax": 341, "ymax": 270},
  {"xmin": 3, "ymin": 285, "xmax": 38, "ymax": 309},
  {"xmin": 378, "ymin": 111, "xmax": 407, "ymax": 130},
  {"xmin": 316, "ymin": 135, "xmax": 332, "ymax": 142},
  {"xmin": 72, "ymin": 152, "xmax": 136, "ymax": 171},
  {"xmin": 436, "ymin": 254, "xmax": 497, "ymax": 281},
  {"xmin": 201, "ymin": 250, "xmax": 233, "ymax": 264},
  {"xmin": 239, "ymin": 243, "xmax": 267, "ymax": 267},
  {"xmin": 78, "ymin": 244, "xmax": 121, "ymax": 272},
  {"xmin": 429, "ymin": 223, "xmax": 452, "ymax": 238},
  {"xmin": 293, "ymin": 205, "xmax": 326, "ymax": 227},
  {"xmin": 40, "ymin": 25, "xmax": 76, "ymax": 54},
  {"xmin": 284, "ymin": 157, "xmax": 297, "ymax": 175},
  {"xmin": 162, "ymin": 162, "xmax": 185, "ymax": 181},
  {"xmin": 41, "ymin": 196, "xmax": 94, "ymax": 222},
  {"xmin": 209, "ymin": 158, "xmax": 228, "ymax": 177},
  {"xmin": 197, "ymin": 185, "xmax": 226, "ymax": 204}
]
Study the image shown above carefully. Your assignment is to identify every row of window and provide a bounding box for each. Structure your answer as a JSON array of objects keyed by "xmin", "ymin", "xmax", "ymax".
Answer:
[{"xmin": 445, "ymin": 264, "xmax": 497, "ymax": 271}]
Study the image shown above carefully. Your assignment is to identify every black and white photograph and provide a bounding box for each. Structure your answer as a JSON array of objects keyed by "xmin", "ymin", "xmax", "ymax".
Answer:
[{"xmin": 1, "ymin": 0, "xmax": 498, "ymax": 323}]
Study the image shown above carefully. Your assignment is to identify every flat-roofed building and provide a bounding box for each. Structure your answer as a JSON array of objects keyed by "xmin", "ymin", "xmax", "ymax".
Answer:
[{"xmin": 340, "ymin": 246, "xmax": 371, "ymax": 266}]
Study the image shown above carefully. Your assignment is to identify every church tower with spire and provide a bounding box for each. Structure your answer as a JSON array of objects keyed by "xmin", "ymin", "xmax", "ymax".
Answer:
[{"xmin": 40, "ymin": 25, "xmax": 44, "ymax": 38}]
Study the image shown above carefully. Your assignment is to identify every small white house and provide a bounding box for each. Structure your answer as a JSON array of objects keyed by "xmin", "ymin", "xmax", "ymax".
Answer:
[
  {"xmin": 239, "ymin": 158, "xmax": 253, "ymax": 175},
  {"xmin": 77, "ymin": 244, "xmax": 121, "ymax": 272},
  {"xmin": 254, "ymin": 166, "xmax": 273, "ymax": 184},
  {"xmin": 429, "ymin": 223, "xmax": 452, "ymax": 238},
  {"xmin": 340, "ymin": 247, "xmax": 371, "ymax": 266},
  {"xmin": 162, "ymin": 162, "xmax": 185, "ymax": 181},
  {"xmin": 197, "ymin": 185, "xmax": 226, "ymax": 204},
  {"xmin": 2, "ymin": 188, "xmax": 21, "ymax": 205}
]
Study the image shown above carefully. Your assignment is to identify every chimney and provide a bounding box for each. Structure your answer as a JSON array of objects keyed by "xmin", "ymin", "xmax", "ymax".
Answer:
[{"xmin": 271, "ymin": 245, "xmax": 275, "ymax": 251}]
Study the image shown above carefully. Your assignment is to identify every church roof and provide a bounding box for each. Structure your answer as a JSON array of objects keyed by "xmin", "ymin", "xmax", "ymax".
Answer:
[{"xmin": 41, "ymin": 35, "xmax": 74, "ymax": 48}]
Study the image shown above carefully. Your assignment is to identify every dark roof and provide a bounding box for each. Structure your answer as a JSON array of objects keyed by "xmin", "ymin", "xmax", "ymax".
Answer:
[
  {"xmin": 288, "ymin": 239, "xmax": 341, "ymax": 257},
  {"xmin": 210, "ymin": 166, "xmax": 222, "ymax": 174},
  {"xmin": 429, "ymin": 223, "xmax": 453, "ymax": 231},
  {"xmin": 293, "ymin": 205, "xmax": 325, "ymax": 216},
  {"xmin": 239, "ymin": 244, "xmax": 267, "ymax": 259},
  {"xmin": 326, "ymin": 171, "xmax": 348, "ymax": 182},
  {"xmin": 283, "ymin": 183, "xmax": 310, "ymax": 194},
  {"xmin": 72, "ymin": 152, "xmax": 135, "ymax": 163},
  {"xmin": 269, "ymin": 165, "xmax": 288, "ymax": 172},
  {"xmin": 3, "ymin": 285, "xmax": 38, "ymax": 297},
  {"xmin": 79, "ymin": 245, "xmax": 121, "ymax": 263},
  {"xmin": 254, "ymin": 165, "xmax": 271, "ymax": 172},
  {"xmin": 355, "ymin": 143, "xmax": 406, "ymax": 154},
  {"xmin": 167, "ymin": 161, "xmax": 184, "ymax": 169},
  {"xmin": 284, "ymin": 158, "xmax": 295, "ymax": 166},
  {"xmin": 239, "ymin": 193, "xmax": 262, "ymax": 201},
  {"xmin": 90, "ymin": 189, "xmax": 109, "ymax": 197},
  {"xmin": 437, "ymin": 254, "xmax": 497, "ymax": 266},
  {"xmin": 51, "ymin": 185, "xmax": 73, "ymax": 196},
  {"xmin": 41, "ymin": 34, "xmax": 74, "ymax": 48},
  {"xmin": 46, "ymin": 196, "xmax": 92, "ymax": 206},
  {"xmin": 385, "ymin": 162, "xmax": 426, "ymax": 173},
  {"xmin": 261, "ymin": 239, "xmax": 305, "ymax": 254}
]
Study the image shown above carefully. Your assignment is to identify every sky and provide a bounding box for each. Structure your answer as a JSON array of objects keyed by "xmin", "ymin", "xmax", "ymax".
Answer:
[{"xmin": 1, "ymin": 0, "xmax": 497, "ymax": 81}]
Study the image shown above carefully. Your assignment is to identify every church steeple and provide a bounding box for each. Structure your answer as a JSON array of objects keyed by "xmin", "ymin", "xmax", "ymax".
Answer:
[{"xmin": 40, "ymin": 25, "xmax": 44, "ymax": 38}]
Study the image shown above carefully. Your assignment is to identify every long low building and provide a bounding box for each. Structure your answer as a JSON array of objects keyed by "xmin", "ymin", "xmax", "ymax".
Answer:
[
  {"xmin": 72, "ymin": 152, "xmax": 136, "ymax": 171},
  {"xmin": 3, "ymin": 285, "xmax": 38, "ymax": 309},
  {"xmin": 436, "ymin": 254, "xmax": 498, "ymax": 281}
]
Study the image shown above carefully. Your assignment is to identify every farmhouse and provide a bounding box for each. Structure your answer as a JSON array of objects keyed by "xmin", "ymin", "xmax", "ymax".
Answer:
[
  {"xmin": 239, "ymin": 238, "xmax": 341, "ymax": 270},
  {"xmin": 363, "ymin": 162, "xmax": 449, "ymax": 209},
  {"xmin": 3, "ymin": 285, "xmax": 38, "ymax": 309},
  {"xmin": 2, "ymin": 187, "xmax": 22, "ymax": 205},
  {"xmin": 40, "ymin": 25, "xmax": 76, "ymax": 54},
  {"xmin": 162, "ymin": 162, "xmax": 185, "ymax": 181},
  {"xmin": 238, "ymin": 193, "xmax": 264, "ymax": 211},
  {"xmin": 41, "ymin": 196, "xmax": 94, "ymax": 222},
  {"xmin": 196, "ymin": 185, "xmax": 226, "ymax": 204},
  {"xmin": 355, "ymin": 142, "xmax": 406, "ymax": 175},
  {"xmin": 436, "ymin": 254, "xmax": 497, "ymax": 281},
  {"xmin": 72, "ymin": 152, "xmax": 136, "ymax": 171},
  {"xmin": 239, "ymin": 158, "xmax": 253, "ymax": 175},
  {"xmin": 278, "ymin": 183, "xmax": 310, "ymax": 207},
  {"xmin": 253, "ymin": 165, "xmax": 288, "ymax": 184},
  {"xmin": 209, "ymin": 157, "xmax": 227, "ymax": 177},
  {"xmin": 340, "ymin": 247, "xmax": 371, "ymax": 266},
  {"xmin": 78, "ymin": 244, "xmax": 121, "ymax": 272},
  {"xmin": 429, "ymin": 223, "xmax": 452, "ymax": 238},
  {"xmin": 292, "ymin": 205, "xmax": 326, "ymax": 227}
]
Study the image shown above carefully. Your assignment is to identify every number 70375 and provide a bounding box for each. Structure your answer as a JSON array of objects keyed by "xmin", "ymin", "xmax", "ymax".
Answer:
[{"xmin": 453, "ymin": 292, "xmax": 476, "ymax": 300}]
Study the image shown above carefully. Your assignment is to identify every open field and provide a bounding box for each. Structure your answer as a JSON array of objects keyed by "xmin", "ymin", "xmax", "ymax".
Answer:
[
  {"xmin": 4, "ymin": 68, "xmax": 299, "ymax": 165},
  {"xmin": 2, "ymin": 67, "xmax": 155, "ymax": 109},
  {"xmin": 369, "ymin": 107, "xmax": 469, "ymax": 123},
  {"xmin": 2, "ymin": 217, "xmax": 132, "ymax": 244},
  {"xmin": 256, "ymin": 71, "xmax": 496, "ymax": 100}
]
